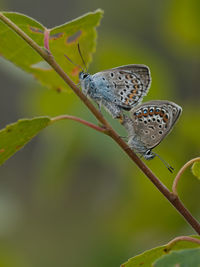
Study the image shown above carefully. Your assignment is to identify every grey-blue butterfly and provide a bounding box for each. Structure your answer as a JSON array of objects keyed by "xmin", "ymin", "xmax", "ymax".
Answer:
[
  {"xmin": 79, "ymin": 65, "xmax": 151, "ymax": 118},
  {"xmin": 123, "ymin": 100, "xmax": 182, "ymax": 171}
]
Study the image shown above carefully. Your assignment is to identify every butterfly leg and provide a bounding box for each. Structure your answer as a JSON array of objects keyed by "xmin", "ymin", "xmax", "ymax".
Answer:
[
  {"xmin": 97, "ymin": 100, "xmax": 102, "ymax": 114},
  {"xmin": 84, "ymin": 88, "xmax": 89, "ymax": 97},
  {"xmin": 121, "ymin": 115, "xmax": 135, "ymax": 133}
]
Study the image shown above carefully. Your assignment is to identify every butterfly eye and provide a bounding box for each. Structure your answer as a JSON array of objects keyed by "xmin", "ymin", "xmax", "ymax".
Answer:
[
  {"xmin": 83, "ymin": 74, "xmax": 88, "ymax": 79},
  {"xmin": 146, "ymin": 149, "xmax": 151, "ymax": 155}
]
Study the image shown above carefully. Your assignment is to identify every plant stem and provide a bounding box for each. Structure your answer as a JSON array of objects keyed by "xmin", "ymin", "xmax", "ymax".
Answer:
[
  {"xmin": 51, "ymin": 115, "xmax": 107, "ymax": 133},
  {"xmin": 0, "ymin": 12, "xmax": 200, "ymax": 234},
  {"xmin": 172, "ymin": 157, "xmax": 200, "ymax": 195},
  {"xmin": 44, "ymin": 28, "xmax": 50, "ymax": 51}
]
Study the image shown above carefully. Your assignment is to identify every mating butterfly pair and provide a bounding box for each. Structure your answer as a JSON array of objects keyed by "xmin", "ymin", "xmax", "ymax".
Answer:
[{"xmin": 79, "ymin": 64, "xmax": 182, "ymax": 168}]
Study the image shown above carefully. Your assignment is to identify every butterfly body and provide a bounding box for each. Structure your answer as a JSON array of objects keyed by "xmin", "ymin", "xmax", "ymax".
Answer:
[
  {"xmin": 79, "ymin": 64, "xmax": 151, "ymax": 118},
  {"xmin": 123, "ymin": 100, "xmax": 182, "ymax": 160}
]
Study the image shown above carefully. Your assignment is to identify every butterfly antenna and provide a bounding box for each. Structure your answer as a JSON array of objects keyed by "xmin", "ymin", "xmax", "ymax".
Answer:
[
  {"xmin": 78, "ymin": 43, "xmax": 88, "ymax": 72},
  {"xmin": 152, "ymin": 152, "xmax": 174, "ymax": 173},
  {"xmin": 64, "ymin": 54, "xmax": 85, "ymax": 72}
]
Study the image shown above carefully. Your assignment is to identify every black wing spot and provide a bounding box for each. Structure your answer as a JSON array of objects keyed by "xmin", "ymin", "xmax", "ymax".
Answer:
[
  {"xmin": 148, "ymin": 125, "xmax": 155, "ymax": 130},
  {"xmin": 102, "ymin": 77, "xmax": 105, "ymax": 80},
  {"xmin": 110, "ymin": 73, "xmax": 114, "ymax": 77},
  {"xmin": 118, "ymin": 76, "xmax": 122, "ymax": 80}
]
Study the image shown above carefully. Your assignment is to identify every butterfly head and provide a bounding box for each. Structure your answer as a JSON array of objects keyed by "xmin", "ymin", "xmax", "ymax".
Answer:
[
  {"xmin": 79, "ymin": 71, "xmax": 89, "ymax": 80},
  {"xmin": 143, "ymin": 149, "xmax": 156, "ymax": 160},
  {"xmin": 79, "ymin": 72, "xmax": 91, "ymax": 95}
]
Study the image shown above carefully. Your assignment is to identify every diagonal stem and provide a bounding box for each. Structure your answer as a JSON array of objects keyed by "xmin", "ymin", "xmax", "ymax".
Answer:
[{"xmin": 0, "ymin": 12, "xmax": 200, "ymax": 234}]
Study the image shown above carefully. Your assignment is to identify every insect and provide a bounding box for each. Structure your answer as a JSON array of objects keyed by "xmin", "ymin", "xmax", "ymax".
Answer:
[
  {"xmin": 79, "ymin": 65, "xmax": 151, "ymax": 118},
  {"xmin": 123, "ymin": 100, "xmax": 182, "ymax": 172}
]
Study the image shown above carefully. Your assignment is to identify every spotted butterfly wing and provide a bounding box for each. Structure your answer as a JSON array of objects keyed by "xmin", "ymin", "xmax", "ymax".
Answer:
[
  {"xmin": 91, "ymin": 64, "xmax": 151, "ymax": 110},
  {"xmin": 129, "ymin": 100, "xmax": 182, "ymax": 149}
]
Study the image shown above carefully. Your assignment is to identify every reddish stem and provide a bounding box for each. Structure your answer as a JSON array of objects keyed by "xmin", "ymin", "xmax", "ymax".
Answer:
[
  {"xmin": 51, "ymin": 115, "xmax": 107, "ymax": 133},
  {"xmin": 173, "ymin": 157, "xmax": 200, "ymax": 195},
  {"xmin": 44, "ymin": 28, "xmax": 50, "ymax": 50}
]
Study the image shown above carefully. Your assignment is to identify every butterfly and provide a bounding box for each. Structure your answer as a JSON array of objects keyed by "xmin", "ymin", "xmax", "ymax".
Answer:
[
  {"xmin": 122, "ymin": 100, "xmax": 182, "ymax": 171},
  {"xmin": 79, "ymin": 64, "xmax": 151, "ymax": 118}
]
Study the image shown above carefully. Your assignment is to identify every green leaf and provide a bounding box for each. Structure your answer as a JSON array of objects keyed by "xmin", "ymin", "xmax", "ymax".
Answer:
[
  {"xmin": 0, "ymin": 10, "xmax": 103, "ymax": 91},
  {"xmin": 192, "ymin": 161, "xmax": 200, "ymax": 179},
  {"xmin": 153, "ymin": 248, "xmax": 200, "ymax": 267},
  {"xmin": 0, "ymin": 117, "xmax": 51, "ymax": 165},
  {"xmin": 121, "ymin": 236, "xmax": 200, "ymax": 267}
]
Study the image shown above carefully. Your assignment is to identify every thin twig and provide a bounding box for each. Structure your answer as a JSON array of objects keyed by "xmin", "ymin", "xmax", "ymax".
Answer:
[
  {"xmin": 172, "ymin": 157, "xmax": 200, "ymax": 195},
  {"xmin": 0, "ymin": 12, "xmax": 200, "ymax": 234},
  {"xmin": 51, "ymin": 115, "xmax": 107, "ymax": 133},
  {"xmin": 44, "ymin": 28, "xmax": 50, "ymax": 51}
]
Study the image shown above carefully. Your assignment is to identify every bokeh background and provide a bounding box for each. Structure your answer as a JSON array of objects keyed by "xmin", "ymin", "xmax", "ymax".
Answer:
[{"xmin": 0, "ymin": 0, "xmax": 200, "ymax": 266}]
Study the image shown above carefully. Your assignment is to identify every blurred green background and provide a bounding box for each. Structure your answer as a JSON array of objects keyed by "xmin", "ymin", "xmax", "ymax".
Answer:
[{"xmin": 0, "ymin": 0, "xmax": 200, "ymax": 266}]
